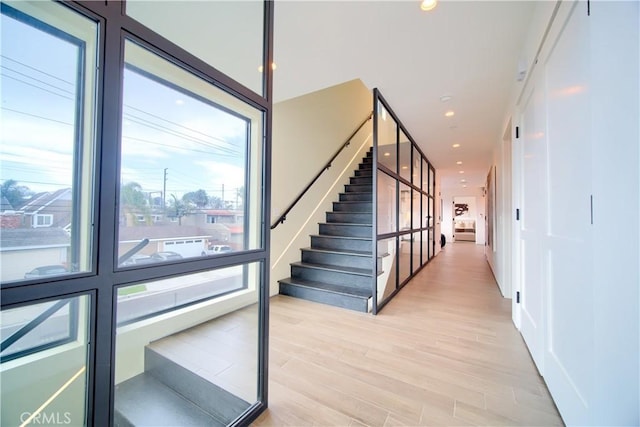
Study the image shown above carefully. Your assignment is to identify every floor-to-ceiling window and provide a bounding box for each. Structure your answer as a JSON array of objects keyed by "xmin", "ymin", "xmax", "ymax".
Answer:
[
  {"xmin": 0, "ymin": 1, "xmax": 272, "ymax": 425},
  {"xmin": 372, "ymin": 89, "xmax": 435, "ymax": 313}
]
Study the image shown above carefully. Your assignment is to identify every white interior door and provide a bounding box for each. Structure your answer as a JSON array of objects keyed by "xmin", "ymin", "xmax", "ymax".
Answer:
[
  {"xmin": 539, "ymin": 2, "xmax": 593, "ymax": 423},
  {"xmin": 517, "ymin": 79, "xmax": 548, "ymax": 375}
]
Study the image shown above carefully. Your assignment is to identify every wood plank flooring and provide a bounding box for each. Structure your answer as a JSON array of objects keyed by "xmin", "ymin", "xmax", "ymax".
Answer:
[{"xmin": 255, "ymin": 242, "xmax": 563, "ymax": 426}]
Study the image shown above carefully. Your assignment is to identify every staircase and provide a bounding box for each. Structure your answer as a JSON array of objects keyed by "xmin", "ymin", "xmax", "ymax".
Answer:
[
  {"xmin": 279, "ymin": 149, "xmax": 376, "ymax": 312},
  {"xmin": 114, "ymin": 346, "xmax": 250, "ymax": 426}
]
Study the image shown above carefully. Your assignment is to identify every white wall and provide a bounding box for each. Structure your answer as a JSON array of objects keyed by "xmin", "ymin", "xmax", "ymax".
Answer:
[{"xmin": 270, "ymin": 79, "xmax": 372, "ymax": 295}]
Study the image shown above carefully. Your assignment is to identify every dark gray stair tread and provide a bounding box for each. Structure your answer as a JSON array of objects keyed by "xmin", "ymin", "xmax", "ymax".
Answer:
[
  {"xmin": 302, "ymin": 247, "xmax": 371, "ymax": 257},
  {"xmin": 114, "ymin": 374, "xmax": 226, "ymax": 427},
  {"xmin": 319, "ymin": 222, "xmax": 371, "ymax": 227},
  {"xmin": 145, "ymin": 347, "xmax": 249, "ymax": 423},
  {"xmin": 279, "ymin": 277, "xmax": 372, "ymax": 298},
  {"xmin": 290, "ymin": 261, "xmax": 372, "ymax": 276},
  {"xmin": 310, "ymin": 234, "xmax": 371, "ymax": 241},
  {"xmin": 327, "ymin": 211, "xmax": 373, "ymax": 214}
]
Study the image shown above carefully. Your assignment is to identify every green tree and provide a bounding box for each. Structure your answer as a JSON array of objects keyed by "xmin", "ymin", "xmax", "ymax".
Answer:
[
  {"xmin": 120, "ymin": 182, "xmax": 149, "ymax": 225},
  {"xmin": 182, "ymin": 189, "xmax": 209, "ymax": 208},
  {"xmin": 1, "ymin": 179, "xmax": 33, "ymax": 208},
  {"xmin": 209, "ymin": 195, "xmax": 226, "ymax": 209}
]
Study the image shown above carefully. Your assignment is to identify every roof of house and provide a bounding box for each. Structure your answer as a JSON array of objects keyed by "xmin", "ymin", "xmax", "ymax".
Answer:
[
  {"xmin": 0, "ymin": 196, "xmax": 14, "ymax": 212},
  {"xmin": 118, "ymin": 225, "xmax": 213, "ymax": 242},
  {"xmin": 0, "ymin": 227, "xmax": 70, "ymax": 249},
  {"xmin": 19, "ymin": 188, "xmax": 72, "ymax": 213}
]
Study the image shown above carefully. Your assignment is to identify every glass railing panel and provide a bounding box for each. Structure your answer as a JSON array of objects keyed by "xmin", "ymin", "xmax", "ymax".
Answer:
[
  {"xmin": 429, "ymin": 165, "xmax": 436, "ymax": 196},
  {"xmin": 398, "ymin": 233, "xmax": 411, "ymax": 285},
  {"xmin": 399, "ymin": 141, "xmax": 411, "ymax": 183},
  {"xmin": 376, "ymin": 102, "xmax": 397, "ymax": 173},
  {"xmin": 1, "ymin": 294, "xmax": 90, "ymax": 426},
  {"xmin": 377, "ymin": 170, "xmax": 397, "ymax": 235},
  {"xmin": 114, "ymin": 263, "xmax": 260, "ymax": 425},
  {"xmin": 422, "ymin": 229, "xmax": 429, "ymax": 265},
  {"xmin": 422, "ymin": 158, "xmax": 429, "ymax": 194},
  {"xmin": 126, "ymin": 1, "xmax": 265, "ymax": 96},
  {"xmin": 399, "ymin": 182, "xmax": 411, "ymax": 233},
  {"xmin": 412, "ymin": 189, "xmax": 421, "ymax": 230},
  {"xmin": 412, "ymin": 147, "xmax": 421, "ymax": 188},
  {"xmin": 412, "ymin": 231, "xmax": 421, "ymax": 274},
  {"xmin": 0, "ymin": 1, "xmax": 98, "ymax": 284},
  {"xmin": 118, "ymin": 39, "xmax": 264, "ymax": 268},
  {"xmin": 376, "ymin": 237, "xmax": 397, "ymax": 306},
  {"xmin": 422, "ymin": 193, "xmax": 429, "ymax": 230}
]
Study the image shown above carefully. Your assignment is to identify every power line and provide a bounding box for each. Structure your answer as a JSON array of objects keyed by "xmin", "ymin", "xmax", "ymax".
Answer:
[
  {"xmin": 1, "ymin": 107, "xmax": 73, "ymax": 126},
  {"xmin": 1, "ymin": 65, "xmax": 75, "ymax": 96},
  {"xmin": 0, "ymin": 55, "xmax": 74, "ymax": 86}
]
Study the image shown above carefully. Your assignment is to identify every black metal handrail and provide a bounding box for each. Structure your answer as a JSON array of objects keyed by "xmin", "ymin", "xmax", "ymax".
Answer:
[
  {"xmin": 1, "ymin": 299, "xmax": 71, "ymax": 353},
  {"xmin": 271, "ymin": 112, "xmax": 373, "ymax": 230}
]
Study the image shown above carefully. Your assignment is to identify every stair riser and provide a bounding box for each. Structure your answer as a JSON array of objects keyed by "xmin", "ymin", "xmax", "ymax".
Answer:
[
  {"xmin": 350, "ymin": 176, "xmax": 372, "ymax": 185},
  {"xmin": 311, "ymin": 236, "xmax": 372, "ymax": 252},
  {"xmin": 362, "ymin": 157, "xmax": 373, "ymax": 164},
  {"xmin": 291, "ymin": 265, "xmax": 372, "ymax": 289},
  {"xmin": 326, "ymin": 212, "xmax": 372, "ymax": 224},
  {"xmin": 345, "ymin": 184, "xmax": 372, "ymax": 193},
  {"xmin": 339, "ymin": 192, "xmax": 372, "ymax": 202},
  {"xmin": 302, "ymin": 250, "xmax": 373, "ymax": 270},
  {"xmin": 279, "ymin": 282, "xmax": 368, "ymax": 312},
  {"xmin": 354, "ymin": 169, "xmax": 373, "ymax": 177},
  {"xmin": 301, "ymin": 250, "xmax": 382, "ymax": 271},
  {"xmin": 359, "ymin": 163, "xmax": 373, "ymax": 171},
  {"xmin": 319, "ymin": 223, "xmax": 371, "ymax": 237},
  {"xmin": 145, "ymin": 348, "xmax": 248, "ymax": 423},
  {"xmin": 333, "ymin": 202, "xmax": 372, "ymax": 212}
]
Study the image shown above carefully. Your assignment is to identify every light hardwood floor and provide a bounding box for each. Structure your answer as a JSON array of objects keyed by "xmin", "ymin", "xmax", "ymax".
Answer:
[{"xmin": 254, "ymin": 242, "xmax": 563, "ymax": 426}]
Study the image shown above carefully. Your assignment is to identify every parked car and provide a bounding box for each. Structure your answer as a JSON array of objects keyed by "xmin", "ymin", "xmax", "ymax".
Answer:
[
  {"xmin": 24, "ymin": 265, "xmax": 68, "ymax": 279},
  {"xmin": 202, "ymin": 245, "xmax": 233, "ymax": 256},
  {"xmin": 150, "ymin": 251, "xmax": 183, "ymax": 262},
  {"xmin": 119, "ymin": 254, "xmax": 155, "ymax": 267}
]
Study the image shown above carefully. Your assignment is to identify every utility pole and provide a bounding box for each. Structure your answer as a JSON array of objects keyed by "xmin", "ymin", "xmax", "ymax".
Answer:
[{"xmin": 163, "ymin": 168, "xmax": 168, "ymax": 209}]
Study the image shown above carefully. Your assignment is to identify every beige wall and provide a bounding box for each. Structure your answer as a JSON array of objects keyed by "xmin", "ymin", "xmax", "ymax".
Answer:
[{"xmin": 270, "ymin": 79, "xmax": 372, "ymax": 294}]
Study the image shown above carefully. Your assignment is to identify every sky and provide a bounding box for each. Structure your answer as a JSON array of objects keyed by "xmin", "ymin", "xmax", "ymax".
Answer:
[{"xmin": 1, "ymin": 7, "xmax": 249, "ymax": 205}]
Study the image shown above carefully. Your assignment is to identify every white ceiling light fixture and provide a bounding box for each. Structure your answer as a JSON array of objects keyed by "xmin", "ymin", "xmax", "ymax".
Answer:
[
  {"xmin": 456, "ymin": 161, "xmax": 462, "ymax": 165},
  {"xmin": 445, "ymin": 111, "xmax": 455, "ymax": 117},
  {"xmin": 452, "ymin": 143, "xmax": 460, "ymax": 148},
  {"xmin": 420, "ymin": 0, "xmax": 437, "ymax": 12}
]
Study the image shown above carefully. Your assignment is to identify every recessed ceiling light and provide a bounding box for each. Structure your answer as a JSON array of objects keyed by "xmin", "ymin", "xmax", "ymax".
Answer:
[
  {"xmin": 384, "ymin": 152, "xmax": 390, "ymax": 157},
  {"xmin": 402, "ymin": 166, "xmax": 408, "ymax": 170},
  {"xmin": 420, "ymin": 0, "xmax": 437, "ymax": 11},
  {"xmin": 452, "ymin": 143, "xmax": 460, "ymax": 148},
  {"xmin": 258, "ymin": 62, "xmax": 277, "ymax": 72},
  {"xmin": 456, "ymin": 161, "xmax": 462, "ymax": 165},
  {"xmin": 462, "ymin": 185, "xmax": 467, "ymax": 188},
  {"xmin": 459, "ymin": 170, "xmax": 465, "ymax": 174},
  {"xmin": 445, "ymin": 111, "xmax": 455, "ymax": 117},
  {"xmin": 461, "ymin": 179, "xmax": 467, "ymax": 183}
]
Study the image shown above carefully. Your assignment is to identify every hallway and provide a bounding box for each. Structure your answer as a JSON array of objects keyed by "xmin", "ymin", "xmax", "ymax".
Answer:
[{"xmin": 255, "ymin": 243, "xmax": 563, "ymax": 426}]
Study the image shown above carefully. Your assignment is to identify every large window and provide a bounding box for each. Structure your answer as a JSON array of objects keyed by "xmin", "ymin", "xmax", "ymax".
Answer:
[
  {"xmin": 0, "ymin": 1, "xmax": 98, "ymax": 284},
  {"xmin": 0, "ymin": 1, "xmax": 272, "ymax": 426},
  {"xmin": 117, "ymin": 40, "xmax": 264, "ymax": 268}
]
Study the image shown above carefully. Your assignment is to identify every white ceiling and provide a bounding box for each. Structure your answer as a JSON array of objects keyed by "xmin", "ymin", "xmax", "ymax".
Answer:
[{"xmin": 273, "ymin": 0, "xmax": 535, "ymax": 191}]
